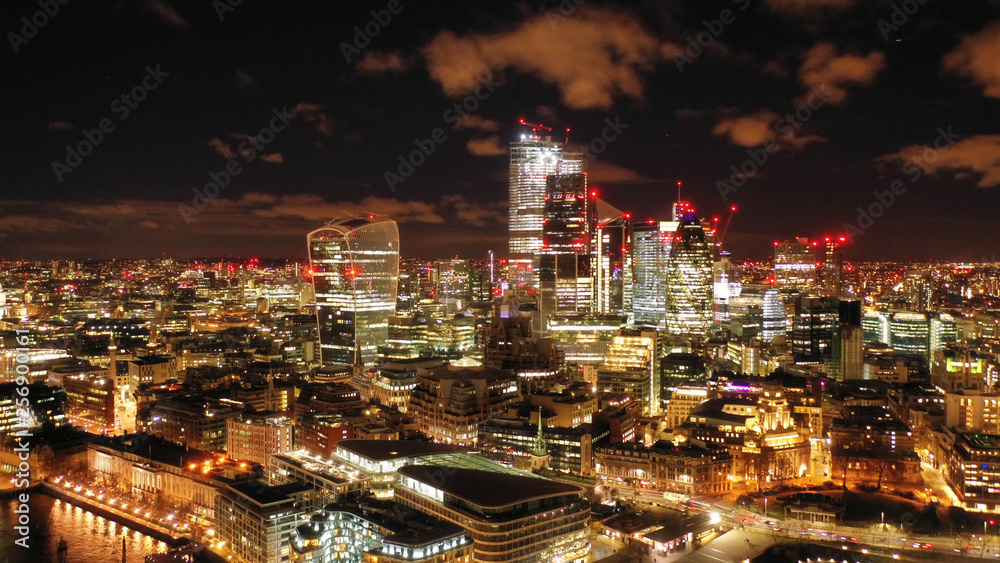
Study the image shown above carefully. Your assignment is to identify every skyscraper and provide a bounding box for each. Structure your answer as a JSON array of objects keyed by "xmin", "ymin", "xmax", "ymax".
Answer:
[
  {"xmin": 594, "ymin": 215, "xmax": 632, "ymax": 317},
  {"xmin": 308, "ymin": 215, "xmax": 399, "ymax": 394},
  {"xmin": 762, "ymin": 289, "xmax": 786, "ymax": 341},
  {"xmin": 663, "ymin": 213, "xmax": 714, "ymax": 337},
  {"xmin": 774, "ymin": 238, "xmax": 816, "ymax": 289},
  {"xmin": 537, "ymin": 173, "xmax": 594, "ymax": 334},
  {"xmin": 508, "ymin": 135, "xmax": 582, "ymax": 289},
  {"xmin": 631, "ymin": 220, "xmax": 677, "ymax": 328}
]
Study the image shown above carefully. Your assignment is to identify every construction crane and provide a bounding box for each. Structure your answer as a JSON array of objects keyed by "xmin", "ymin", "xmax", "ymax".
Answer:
[
  {"xmin": 716, "ymin": 205, "xmax": 738, "ymax": 250},
  {"xmin": 518, "ymin": 118, "xmax": 552, "ymax": 135}
]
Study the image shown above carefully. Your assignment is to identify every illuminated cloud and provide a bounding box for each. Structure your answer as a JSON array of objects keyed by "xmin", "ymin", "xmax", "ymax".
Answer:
[
  {"xmin": 797, "ymin": 43, "xmax": 885, "ymax": 105},
  {"xmin": 141, "ymin": 0, "xmax": 190, "ymax": 28},
  {"xmin": 292, "ymin": 102, "xmax": 335, "ymax": 138},
  {"xmin": 466, "ymin": 136, "xmax": 506, "ymax": 156},
  {"xmin": 586, "ymin": 161, "xmax": 650, "ymax": 185},
  {"xmin": 457, "ymin": 116, "xmax": 499, "ymax": 132},
  {"xmin": 418, "ymin": 7, "xmax": 673, "ymax": 109},
  {"xmin": 944, "ymin": 21, "xmax": 1000, "ymax": 99},
  {"xmin": 358, "ymin": 51, "xmax": 412, "ymax": 73},
  {"xmin": 208, "ymin": 137, "xmax": 237, "ymax": 159},
  {"xmin": 877, "ymin": 134, "xmax": 1000, "ymax": 188},
  {"xmin": 259, "ymin": 153, "xmax": 284, "ymax": 164},
  {"xmin": 712, "ymin": 110, "xmax": 825, "ymax": 149}
]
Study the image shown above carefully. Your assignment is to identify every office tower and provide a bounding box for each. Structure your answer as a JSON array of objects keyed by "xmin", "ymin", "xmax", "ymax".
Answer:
[
  {"xmin": 817, "ymin": 237, "xmax": 846, "ymax": 292},
  {"xmin": 508, "ymin": 135, "xmax": 583, "ymax": 289},
  {"xmin": 904, "ymin": 270, "xmax": 933, "ymax": 312},
  {"xmin": 308, "ymin": 215, "xmax": 399, "ymax": 392},
  {"xmin": 713, "ymin": 252, "xmax": 740, "ymax": 326},
  {"xmin": 537, "ymin": 173, "xmax": 594, "ymax": 334},
  {"xmin": 663, "ymin": 213, "xmax": 714, "ymax": 337},
  {"xmin": 790, "ymin": 296, "xmax": 836, "ymax": 363},
  {"xmin": 632, "ymin": 220, "xmax": 678, "ymax": 328},
  {"xmin": 594, "ymin": 215, "xmax": 632, "ymax": 317},
  {"xmin": 597, "ymin": 328, "xmax": 659, "ymax": 415},
  {"xmin": 226, "ymin": 412, "xmax": 293, "ymax": 465},
  {"xmin": 762, "ymin": 289, "xmax": 786, "ymax": 341},
  {"xmin": 931, "ymin": 313, "xmax": 958, "ymax": 353},
  {"xmin": 830, "ymin": 299, "xmax": 863, "ymax": 380},
  {"xmin": 889, "ymin": 311, "xmax": 931, "ymax": 357},
  {"xmin": 774, "ymin": 238, "xmax": 816, "ymax": 289}
]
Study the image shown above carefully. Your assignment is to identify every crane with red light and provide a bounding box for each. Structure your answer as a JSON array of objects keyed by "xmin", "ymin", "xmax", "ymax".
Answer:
[
  {"xmin": 518, "ymin": 118, "xmax": 552, "ymax": 135},
  {"xmin": 716, "ymin": 205, "xmax": 738, "ymax": 250}
]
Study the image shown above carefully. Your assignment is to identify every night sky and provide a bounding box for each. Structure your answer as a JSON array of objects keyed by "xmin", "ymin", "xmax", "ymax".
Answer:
[{"xmin": 2, "ymin": 0, "xmax": 999, "ymax": 261}]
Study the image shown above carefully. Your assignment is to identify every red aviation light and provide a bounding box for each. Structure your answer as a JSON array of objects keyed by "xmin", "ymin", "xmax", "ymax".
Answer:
[
  {"xmin": 773, "ymin": 241, "xmax": 779, "ymax": 246},
  {"xmin": 591, "ymin": 190, "xmax": 597, "ymax": 197},
  {"xmin": 713, "ymin": 217, "xmax": 720, "ymax": 222},
  {"xmin": 839, "ymin": 236, "xmax": 846, "ymax": 242},
  {"xmin": 730, "ymin": 205, "xmax": 737, "ymax": 212},
  {"xmin": 625, "ymin": 213, "xmax": 630, "ymax": 219}
]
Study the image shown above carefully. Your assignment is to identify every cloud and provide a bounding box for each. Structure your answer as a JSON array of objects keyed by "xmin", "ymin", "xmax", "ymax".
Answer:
[
  {"xmin": 877, "ymin": 134, "xmax": 1000, "ymax": 188},
  {"xmin": 47, "ymin": 121, "xmax": 74, "ymax": 131},
  {"xmin": 292, "ymin": 102, "xmax": 335, "ymax": 145},
  {"xmin": 259, "ymin": 153, "xmax": 284, "ymax": 164},
  {"xmin": 140, "ymin": 220, "xmax": 159, "ymax": 229},
  {"xmin": 535, "ymin": 105, "xmax": 558, "ymax": 123},
  {"xmin": 762, "ymin": 60, "xmax": 789, "ymax": 78},
  {"xmin": 713, "ymin": 111, "xmax": 780, "ymax": 147},
  {"xmin": 141, "ymin": 0, "xmax": 189, "ymax": 28},
  {"xmin": 235, "ymin": 70, "xmax": 255, "ymax": 91},
  {"xmin": 208, "ymin": 137, "xmax": 238, "ymax": 159},
  {"xmin": 764, "ymin": 0, "xmax": 855, "ymax": 18},
  {"xmin": 586, "ymin": 161, "xmax": 650, "ymax": 185},
  {"xmin": 440, "ymin": 194, "xmax": 506, "ymax": 226},
  {"xmin": 358, "ymin": 51, "xmax": 412, "ymax": 73},
  {"xmin": 420, "ymin": 7, "xmax": 673, "ymax": 109},
  {"xmin": 943, "ymin": 21, "xmax": 1000, "ymax": 99},
  {"xmin": 797, "ymin": 43, "xmax": 885, "ymax": 105},
  {"xmin": 457, "ymin": 116, "xmax": 498, "ymax": 132},
  {"xmin": 466, "ymin": 136, "xmax": 507, "ymax": 156},
  {"xmin": 712, "ymin": 110, "xmax": 825, "ymax": 150}
]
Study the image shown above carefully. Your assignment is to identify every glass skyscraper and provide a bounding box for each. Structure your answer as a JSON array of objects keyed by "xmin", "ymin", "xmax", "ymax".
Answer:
[
  {"xmin": 775, "ymin": 238, "xmax": 816, "ymax": 289},
  {"xmin": 632, "ymin": 220, "xmax": 677, "ymax": 328},
  {"xmin": 663, "ymin": 213, "xmax": 714, "ymax": 337},
  {"xmin": 308, "ymin": 215, "xmax": 399, "ymax": 390},
  {"xmin": 762, "ymin": 289, "xmax": 786, "ymax": 341},
  {"xmin": 537, "ymin": 173, "xmax": 593, "ymax": 331},
  {"xmin": 508, "ymin": 136, "xmax": 582, "ymax": 289}
]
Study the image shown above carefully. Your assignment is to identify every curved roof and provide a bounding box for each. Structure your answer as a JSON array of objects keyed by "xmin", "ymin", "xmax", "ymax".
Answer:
[
  {"xmin": 335, "ymin": 440, "xmax": 475, "ymax": 461},
  {"xmin": 398, "ymin": 465, "xmax": 583, "ymax": 508}
]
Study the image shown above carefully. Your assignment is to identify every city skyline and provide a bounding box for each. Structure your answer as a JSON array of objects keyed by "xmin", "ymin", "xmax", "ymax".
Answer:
[{"xmin": 1, "ymin": 1, "xmax": 999, "ymax": 261}]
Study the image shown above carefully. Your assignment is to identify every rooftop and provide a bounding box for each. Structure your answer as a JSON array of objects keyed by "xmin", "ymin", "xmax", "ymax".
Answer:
[
  {"xmin": 398, "ymin": 465, "xmax": 583, "ymax": 508},
  {"xmin": 336, "ymin": 439, "xmax": 475, "ymax": 462}
]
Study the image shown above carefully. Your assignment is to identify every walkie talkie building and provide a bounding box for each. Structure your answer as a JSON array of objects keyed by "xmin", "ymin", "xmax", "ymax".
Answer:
[{"xmin": 308, "ymin": 215, "xmax": 399, "ymax": 384}]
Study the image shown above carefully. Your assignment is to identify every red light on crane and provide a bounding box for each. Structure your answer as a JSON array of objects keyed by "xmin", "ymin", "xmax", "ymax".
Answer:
[{"xmin": 591, "ymin": 190, "xmax": 597, "ymax": 197}]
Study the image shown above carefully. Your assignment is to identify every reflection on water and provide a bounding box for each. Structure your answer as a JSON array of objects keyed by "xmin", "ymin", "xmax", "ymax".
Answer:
[{"xmin": 0, "ymin": 494, "xmax": 168, "ymax": 562}]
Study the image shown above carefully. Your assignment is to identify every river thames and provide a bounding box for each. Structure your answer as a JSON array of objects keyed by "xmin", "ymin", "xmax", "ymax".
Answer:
[{"xmin": 0, "ymin": 494, "xmax": 168, "ymax": 562}]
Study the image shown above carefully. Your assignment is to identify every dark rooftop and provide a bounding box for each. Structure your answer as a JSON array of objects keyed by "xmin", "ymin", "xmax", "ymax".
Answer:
[{"xmin": 398, "ymin": 465, "xmax": 583, "ymax": 508}]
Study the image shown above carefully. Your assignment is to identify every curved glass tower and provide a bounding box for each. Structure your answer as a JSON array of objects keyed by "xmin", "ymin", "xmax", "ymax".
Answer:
[
  {"xmin": 308, "ymin": 215, "xmax": 399, "ymax": 381},
  {"xmin": 663, "ymin": 213, "xmax": 713, "ymax": 336}
]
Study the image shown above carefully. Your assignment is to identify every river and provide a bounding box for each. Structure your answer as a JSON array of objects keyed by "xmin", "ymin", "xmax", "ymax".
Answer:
[{"xmin": 0, "ymin": 493, "xmax": 168, "ymax": 562}]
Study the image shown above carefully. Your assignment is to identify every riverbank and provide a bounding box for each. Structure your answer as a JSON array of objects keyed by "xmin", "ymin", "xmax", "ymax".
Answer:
[{"xmin": 40, "ymin": 483, "xmax": 188, "ymax": 546}]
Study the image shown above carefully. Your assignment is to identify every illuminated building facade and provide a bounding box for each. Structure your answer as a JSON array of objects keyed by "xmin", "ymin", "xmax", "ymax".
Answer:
[
  {"xmin": 942, "ymin": 432, "xmax": 1000, "ymax": 512},
  {"xmin": 508, "ymin": 136, "xmax": 583, "ymax": 289},
  {"xmin": 663, "ymin": 213, "xmax": 714, "ymax": 337},
  {"xmin": 790, "ymin": 296, "xmax": 836, "ymax": 362},
  {"xmin": 596, "ymin": 329, "xmax": 659, "ymax": 415},
  {"xmin": 395, "ymin": 465, "xmax": 591, "ymax": 563},
  {"xmin": 537, "ymin": 173, "xmax": 594, "ymax": 332},
  {"xmin": 308, "ymin": 215, "xmax": 399, "ymax": 392},
  {"xmin": 594, "ymin": 215, "xmax": 632, "ymax": 317},
  {"xmin": 147, "ymin": 396, "xmax": 240, "ymax": 451},
  {"xmin": 408, "ymin": 364, "xmax": 520, "ymax": 445},
  {"xmin": 216, "ymin": 480, "xmax": 311, "ymax": 563},
  {"xmin": 547, "ymin": 313, "xmax": 626, "ymax": 365},
  {"xmin": 761, "ymin": 289, "xmax": 786, "ymax": 342},
  {"xmin": 774, "ymin": 238, "xmax": 815, "ymax": 289},
  {"xmin": 594, "ymin": 440, "xmax": 733, "ymax": 497},
  {"xmin": 632, "ymin": 220, "xmax": 677, "ymax": 328},
  {"xmin": 226, "ymin": 412, "xmax": 293, "ymax": 466},
  {"xmin": 63, "ymin": 372, "xmax": 115, "ymax": 434}
]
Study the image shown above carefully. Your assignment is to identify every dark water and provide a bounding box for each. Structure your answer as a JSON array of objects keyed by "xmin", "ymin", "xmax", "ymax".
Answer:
[{"xmin": 0, "ymin": 493, "xmax": 168, "ymax": 562}]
